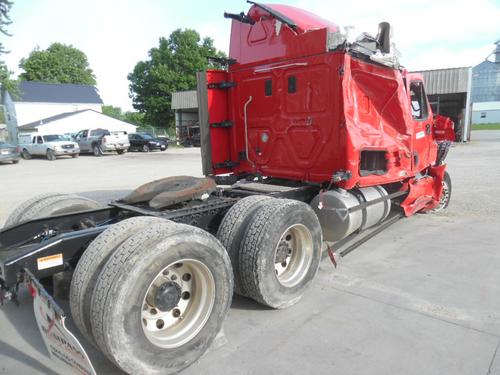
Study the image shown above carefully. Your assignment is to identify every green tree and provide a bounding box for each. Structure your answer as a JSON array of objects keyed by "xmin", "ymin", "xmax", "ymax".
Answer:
[
  {"xmin": 0, "ymin": 0, "xmax": 13, "ymax": 54},
  {"xmin": 102, "ymin": 105, "xmax": 124, "ymax": 120},
  {"xmin": 124, "ymin": 111, "xmax": 146, "ymax": 127},
  {"xmin": 101, "ymin": 104, "xmax": 147, "ymax": 128},
  {"xmin": 128, "ymin": 29, "xmax": 225, "ymax": 129},
  {"xmin": 19, "ymin": 43, "xmax": 96, "ymax": 85},
  {"xmin": 0, "ymin": 0, "xmax": 18, "ymax": 97},
  {"xmin": 0, "ymin": 61, "xmax": 16, "ymax": 94}
]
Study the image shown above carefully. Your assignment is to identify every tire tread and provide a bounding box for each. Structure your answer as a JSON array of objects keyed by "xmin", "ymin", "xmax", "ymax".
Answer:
[
  {"xmin": 216, "ymin": 195, "xmax": 273, "ymax": 295},
  {"xmin": 4, "ymin": 193, "xmax": 64, "ymax": 227},
  {"xmin": 70, "ymin": 216, "xmax": 165, "ymax": 345}
]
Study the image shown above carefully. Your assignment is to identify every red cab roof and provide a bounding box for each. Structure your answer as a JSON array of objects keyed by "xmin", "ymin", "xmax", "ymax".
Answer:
[{"xmin": 249, "ymin": 3, "xmax": 339, "ymax": 33}]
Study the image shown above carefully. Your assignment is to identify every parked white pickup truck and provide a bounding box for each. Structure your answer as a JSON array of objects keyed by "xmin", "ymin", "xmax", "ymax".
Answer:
[
  {"xmin": 73, "ymin": 128, "xmax": 129, "ymax": 156},
  {"xmin": 18, "ymin": 133, "xmax": 80, "ymax": 161}
]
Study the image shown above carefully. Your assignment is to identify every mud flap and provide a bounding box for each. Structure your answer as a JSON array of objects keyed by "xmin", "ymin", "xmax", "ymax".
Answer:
[{"xmin": 26, "ymin": 270, "xmax": 96, "ymax": 375}]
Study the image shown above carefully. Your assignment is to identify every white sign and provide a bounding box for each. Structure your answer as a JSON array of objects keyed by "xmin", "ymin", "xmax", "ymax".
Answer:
[{"xmin": 32, "ymin": 282, "xmax": 96, "ymax": 375}]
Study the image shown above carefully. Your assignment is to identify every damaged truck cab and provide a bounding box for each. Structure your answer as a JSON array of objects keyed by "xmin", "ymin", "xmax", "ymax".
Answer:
[
  {"xmin": 0, "ymin": 3, "xmax": 454, "ymax": 375},
  {"xmin": 201, "ymin": 2, "xmax": 454, "ymax": 217}
]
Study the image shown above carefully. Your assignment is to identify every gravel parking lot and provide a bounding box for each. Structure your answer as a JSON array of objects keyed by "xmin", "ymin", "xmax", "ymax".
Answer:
[{"xmin": 1, "ymin": 133, "xmax": 500, "ymax": 375}]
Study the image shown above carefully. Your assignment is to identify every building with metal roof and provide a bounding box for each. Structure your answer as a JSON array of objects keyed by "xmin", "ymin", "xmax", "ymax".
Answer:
[
  {"xmin": 171, "ymin": 90, "xmax": 199, "ymax": 146},
  {"xmin": 171, "ymin": 90, "xmax": 197, "ymax": 110},
  {"xmin": 412, "ymin": 66, "xmax": 472, "ymax": 142},
  {"xmin": 18, "ymin": 81, "xmax": 103, "ymax": 104},
  {"xmin": 471, "ymin": 40, "xmax": 500, "ymax": 124},
  {"xmin": 417, "ymin": 67, "xmax": 471, "ymax": 95},
  {"xmin": 13, "ymin": 81, "xmax": 103, "ymax": 126},
  {"xmin": 17, "ymin": 109, "xmax": 137, "ymax": 135}
]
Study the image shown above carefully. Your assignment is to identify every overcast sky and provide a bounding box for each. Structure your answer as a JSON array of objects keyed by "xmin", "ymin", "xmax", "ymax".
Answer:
[{"xmin": 3, "ymin": 0, "xmax": 499, "ymax": 111}]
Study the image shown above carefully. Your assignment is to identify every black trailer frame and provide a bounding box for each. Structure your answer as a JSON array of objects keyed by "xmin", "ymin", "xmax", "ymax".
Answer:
[
  {"xmin": 0, "ymin": 178, "xmax": 406, "ymax": 304},
  {"xmin": 0, "ymin": 182, "xmax": 317, "ymax": 287}
]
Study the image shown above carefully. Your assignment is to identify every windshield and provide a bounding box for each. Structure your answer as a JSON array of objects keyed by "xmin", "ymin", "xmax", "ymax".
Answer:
[
  {"xmin": 90, "ymin": 129, "xmax": 110, "ymax": 137},
  {"xmin": 44, "ymin": 134, "xmax": 63, "ymax": 142}
]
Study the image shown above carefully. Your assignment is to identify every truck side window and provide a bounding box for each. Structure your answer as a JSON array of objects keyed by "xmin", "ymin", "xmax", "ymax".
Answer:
[
  {"xmin": 265, "ymin": 79, "xmax": 272, "ymax": 96},
  {"xmin": 288, "ymin": 76, "xmax": 297, "ymax": 94},
  {"xmin": 37, "ymin": 136, "xmax": 43, "ymax": 144},
  {"xmin": 32, "ymin": 136, "xmax": 36, "ymax": 144},
  {"xmin": 82, "ymin": 130, "xmax": 88, "ymax": 138},
  {"xmin": 410, "ymin": 81, "xmax": 428, "ymax": 120}
]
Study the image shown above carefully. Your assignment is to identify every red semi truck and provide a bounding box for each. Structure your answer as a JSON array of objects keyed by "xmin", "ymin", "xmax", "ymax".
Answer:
[{"xmin": 0, "ymin": 2, "xmax": 454, "ymax": 375}]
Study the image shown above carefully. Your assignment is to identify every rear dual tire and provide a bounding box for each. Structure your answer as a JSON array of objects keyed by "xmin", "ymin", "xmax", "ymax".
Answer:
[
  {"xmin": 217, "ymin": 195, "xmax": 273, "ymax": 296},
  {"xmin": 86, "ymin": 220, "xmax": 233, "ymax": 375},
  {"xmin": 70, "ymin": 216, "xmax": 166, "ymax": 346},
  {"xmin": 3, "ymin": 193, "xmax": 102, "ymax": 227},
  {"xmin": 217, "ymin": 196, "xmax": 322, "ymax": 309}
]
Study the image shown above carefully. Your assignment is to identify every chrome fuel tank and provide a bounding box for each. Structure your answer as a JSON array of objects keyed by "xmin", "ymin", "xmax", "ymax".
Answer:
[{"xmin": 311, "ymin": 186, "xmax": 390, "ymax": 241}]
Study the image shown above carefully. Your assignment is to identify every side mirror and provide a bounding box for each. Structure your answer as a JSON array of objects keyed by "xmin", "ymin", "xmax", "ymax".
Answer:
[
  {"xmin": 76, "ymin": 136, "xmax": 81, "ymax": 141},
  {"xmin": 376, "ymin": 22, "xmax": 391, "ymax": 54}
]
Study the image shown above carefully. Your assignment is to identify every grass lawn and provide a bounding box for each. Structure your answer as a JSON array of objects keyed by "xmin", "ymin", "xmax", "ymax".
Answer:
[{"xmin": 471, "ymin": 123, "xmax": 500, "ymax": 130}]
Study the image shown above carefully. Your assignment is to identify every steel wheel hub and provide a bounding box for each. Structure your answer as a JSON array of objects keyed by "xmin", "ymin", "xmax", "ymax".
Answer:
[
  {"xmin": 274, "ymin": 224, "xmax": 313, "ymax": 287},
  {"xmin": 154, "ymin": 281, "xmax": 182, "ymax": 312},
  {"xmin": 141, "ymin": 259, "xmax": 215, "ymax": 348}
]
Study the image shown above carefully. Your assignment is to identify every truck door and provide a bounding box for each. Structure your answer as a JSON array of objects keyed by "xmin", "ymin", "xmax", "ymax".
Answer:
[
  {"xmin": 34, "ymin": 136, "xmax": 44, "ymax": 155},
  {"xmin": 408, "ymin": 78, "xmax": 433, "ymax": 171},
  {"xmin": 80, "ymin": 130, "xmax": 89, "ymax": 151},
  {"xmin": 30, "ymin": 136, "xmax": 37, "ymax": 154}
]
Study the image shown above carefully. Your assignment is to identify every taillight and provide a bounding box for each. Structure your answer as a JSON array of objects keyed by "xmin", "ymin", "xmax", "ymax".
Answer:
[
  {"xmin": 16, "ymin": 146, "xmax": 21, "ymax": 153},
  {"xmin": 103, "ymin": 137, "xmax": 107, "ymax": 143}
]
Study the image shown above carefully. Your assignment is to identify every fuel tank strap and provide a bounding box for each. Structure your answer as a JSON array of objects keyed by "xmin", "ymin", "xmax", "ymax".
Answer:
[{"xmin": 347, "ymin": 190, "xmax": 407, "ymax": 213}]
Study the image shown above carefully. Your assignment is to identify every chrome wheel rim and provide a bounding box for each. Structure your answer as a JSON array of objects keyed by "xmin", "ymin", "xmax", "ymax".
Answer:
[
  {"xmin": 433, "ymin": 180, "xmax": 450, "ymax": 212},
  {"xmin": 141, "ymin": 259, "xmax": 215, "ymax": 348},
  {"xmin": 274, "ymin": 224, "xmax": 313, "ymax": 287}
]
